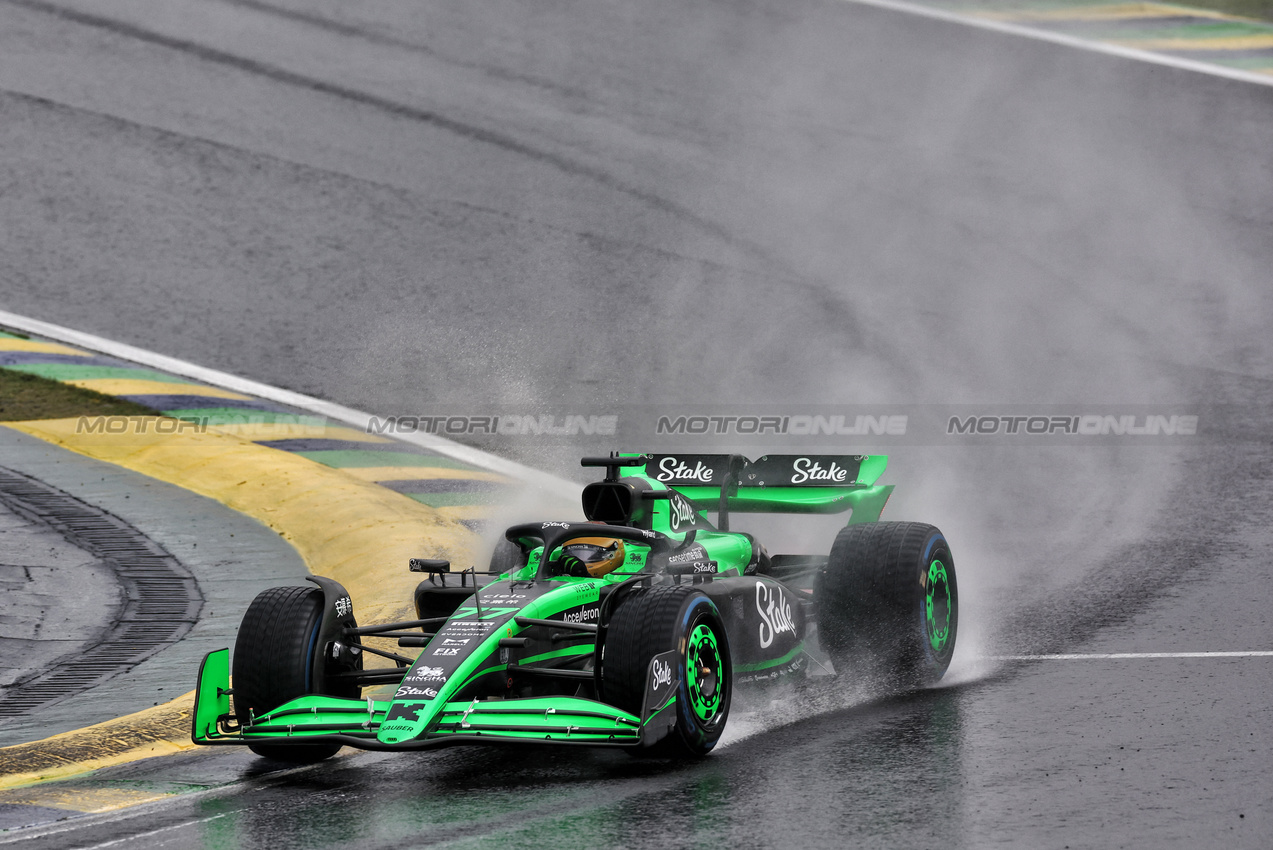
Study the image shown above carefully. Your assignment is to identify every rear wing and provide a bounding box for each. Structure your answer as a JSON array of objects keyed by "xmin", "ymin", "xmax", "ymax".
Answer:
[{"xmin": 637, "ymin": 454, "xmax": 893, "ymax": 524}]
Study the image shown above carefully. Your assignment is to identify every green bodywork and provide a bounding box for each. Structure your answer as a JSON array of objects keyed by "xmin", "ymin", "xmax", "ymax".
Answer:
[{"xmin": 194, "ymin": 452, "xmax": 895, "ymax": 752}]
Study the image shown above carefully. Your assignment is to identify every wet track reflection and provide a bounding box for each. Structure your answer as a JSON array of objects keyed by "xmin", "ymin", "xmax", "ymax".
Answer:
[{"xmin": 167, "ymin": 687, "xmax": 972, "ymax": 850}]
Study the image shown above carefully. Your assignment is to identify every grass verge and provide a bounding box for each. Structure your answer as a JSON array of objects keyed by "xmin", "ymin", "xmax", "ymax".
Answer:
[{"xmin": 0, "ymin": 368, "xmax": 158, "ymax": 421}]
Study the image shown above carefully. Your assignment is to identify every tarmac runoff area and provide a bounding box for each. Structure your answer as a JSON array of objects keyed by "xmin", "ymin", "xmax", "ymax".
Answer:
[{"xmin": 0, "ymin": 325, "xmax": 575, "ymax": 816}]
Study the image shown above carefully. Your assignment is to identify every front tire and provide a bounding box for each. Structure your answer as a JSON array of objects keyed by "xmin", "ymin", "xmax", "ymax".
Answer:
[
  {"xmin": 232, "ymin": 585, "xmax": 351, "ymax": 763},
  {"xmin": 603, "ymin": 585, "xmax": 732, "ymax": 757},
  {"xmin": 816, "ymin": 522, "xmax": 957, "ymax": 689}
]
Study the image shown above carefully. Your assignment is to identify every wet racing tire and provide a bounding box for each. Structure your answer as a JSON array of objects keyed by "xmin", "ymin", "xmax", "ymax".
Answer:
[
  {"xmin": 816, "ymin": 522, "xmax": 957, "ymax": 689},
  {"xmin": 602, "ymin": 585, "xmax": 732, "ymax": 757},
  {"xmin": 232, "ymin": 585, "xmax": 349, "ymax": 763}
]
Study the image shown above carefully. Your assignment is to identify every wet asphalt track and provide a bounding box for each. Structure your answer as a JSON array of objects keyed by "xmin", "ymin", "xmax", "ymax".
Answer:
[{"xmin": 1, "ymin": 0, "xmax": 1272, "ymax": 846}]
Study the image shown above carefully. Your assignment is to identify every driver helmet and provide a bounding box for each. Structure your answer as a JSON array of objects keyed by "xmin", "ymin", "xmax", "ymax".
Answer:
[{"xmin": 558, "ymin": 537, "xmax": 625, "ymax": 578}]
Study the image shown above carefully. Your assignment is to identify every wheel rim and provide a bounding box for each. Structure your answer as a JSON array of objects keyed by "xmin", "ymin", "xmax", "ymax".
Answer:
[
  {"xmin": 685, "ymin": 622, "xmax": 724, "ymax": 725},
  {"xmin": 925, "ymin": 558, "xmax": 953, "ymax": 655}
]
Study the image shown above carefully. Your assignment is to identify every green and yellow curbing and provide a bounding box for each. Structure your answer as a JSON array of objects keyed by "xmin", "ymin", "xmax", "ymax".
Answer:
[
  {"xmin": 0, "ymin": 416, "xmax": 482, "ymax": 795},
  {"xmin": 0, "ymin": 698, "xmax": 195, "ymax": 800},
  {"xmin": 5, "ymin": 416, "xmax": 480, "ymax": 623},
  {"xmin": 966, "ymin": 1, "xmax": 1273, "ymax": 75}
]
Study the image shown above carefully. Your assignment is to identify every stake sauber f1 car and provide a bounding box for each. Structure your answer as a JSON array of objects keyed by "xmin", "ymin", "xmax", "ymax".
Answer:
[{"xmin": 192, "ymin": 453, "xmax": 958, "ymax": 760}]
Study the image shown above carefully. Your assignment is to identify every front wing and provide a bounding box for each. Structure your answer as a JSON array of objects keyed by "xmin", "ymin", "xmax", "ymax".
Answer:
[{"xmin": 193, "ymin": 649, "xmax": 674, "ymax": 751}]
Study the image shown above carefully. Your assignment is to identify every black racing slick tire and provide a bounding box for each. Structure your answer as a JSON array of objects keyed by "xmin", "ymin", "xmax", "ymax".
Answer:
[
  {"xmin": 603, "ymin": 585, "xmax": 732, "ymax": 758},
  {"xmin": 232, "ymin": 585, "xmax": 349, "ymax": 763},
  {"xmin": 816, "ymin": 522, "xmax": 957, "ymax": 689}
]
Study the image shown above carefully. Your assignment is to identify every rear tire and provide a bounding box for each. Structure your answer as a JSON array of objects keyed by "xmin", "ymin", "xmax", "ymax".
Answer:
[
  {"xmin": 816, "ymin": 522, "xmax": 957, "ymax": 689},
  {"xmin": 603, "ymin": 585, "xmax": 731, "ymax": 757},
  {"xmin": 232, "ymin": 585, "xmax": 349, "ymax": 763}
]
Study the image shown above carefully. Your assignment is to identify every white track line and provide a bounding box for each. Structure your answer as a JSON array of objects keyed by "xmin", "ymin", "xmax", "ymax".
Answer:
[
  {"xmin": 840, "ymin": 0, "xmax": 1273, "ymax": 89},
  {"xmin": 0, "ymin": 309, "xmax": 580, "ymax": 499},
  {"xmin": 993, "ymin": 651, "xmax": 1273, "ymax": 660}
]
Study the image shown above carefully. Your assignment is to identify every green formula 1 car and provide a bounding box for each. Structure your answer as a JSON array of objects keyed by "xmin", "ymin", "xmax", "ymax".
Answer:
[{"xmin": 192, "ymin": 453, "xmax": 957, "ymax": 761}]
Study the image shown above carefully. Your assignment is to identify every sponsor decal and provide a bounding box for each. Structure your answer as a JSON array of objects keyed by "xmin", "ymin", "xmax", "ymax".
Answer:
[
  {"xmin": 668, "ymin": 545, "xmax": 708, "ymax": 565},
  {"xmin": 627, "ymin": 551, "xmax": 644, "ymax": 564},
  {"xmin": 668, "ymin": 492, "xmax": 698, "ymax": 531},
  {"xmin": 652, "ymin": 657, "xmax": 673, "ymax": 691},
  {"xmin": 693, "ymin": 561, "xmax": 717, "ymax": 574},
  {"xmin": 395, "ymin": 686, "xmax": 439, "ymax": 698},
  {"xmin": 756, "ymin": 582, "xmax": 796, "ymax": 649},
  {"xmin": 542, "ymin": 521, "xmax": 571, "ymax": 530},
  {"xmin": 735, "ymin": 656, "xmax": 807, "ymax": 686},
  {"xmin": 380, "ymin": 722, "xmax": 416, "ymax": 732},
  {"xmin": 385, "ymin": 704, "xmax": 424, "ymax": 721},
  {"xmin": 562, "ymin": 605, "xmax": 599, "ymax": 624},
  {"xmin": 478, "ymin": 594, "xmax": 528, "ymax": 603},
  {"xmin": 334, "ymin": 596, "xmax": 353, "ymax": 617},
  {"xmin": 789, "ymin": 457, "xmax": 849, "ymax": 484},
  {"xmin": 441, "ymin": 638, "xmax": 469, "ymax": 646},
  {"xmin": 405, "ymin": 666, "xmax": 446, "ymax": 683},
  {"xmin": 451, "ymin": 605, "xmax": 521, "ymax": 621},
  {"xmin": 432, "ymin": 647, "xmax": 461, "ymax": 656},
  {"xmin": 656, "ymin": 456, "xmax": 714, "ymax": 483}
]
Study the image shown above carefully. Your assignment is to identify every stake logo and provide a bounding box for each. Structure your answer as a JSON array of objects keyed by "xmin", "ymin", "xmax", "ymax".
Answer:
[
  {"xmin": 652, "ymin": 657, "xmax": 673, "ymax": 690},
  {"xmin": 395, "ymin": 686, "xmax": 439, "ymax": 699},
  {"xmin": 789, "ymin": 457, "xmax": 848, "ymax": 484},
  {"xmin": 656, "ymin": 456, "xmax": 714, "ymax": 483},
  {"xmin": 756, "ymin": 582, "xmax": 796, "ymax": 648},
  {"xmin": 668, "ymin": 493, "xmax": 698, "ymax": 531}
]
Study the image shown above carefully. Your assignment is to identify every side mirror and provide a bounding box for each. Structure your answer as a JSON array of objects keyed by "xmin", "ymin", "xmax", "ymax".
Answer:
[{"xmin": 409, "ymin": 558, "xmax": 450, "ymax": 573}]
